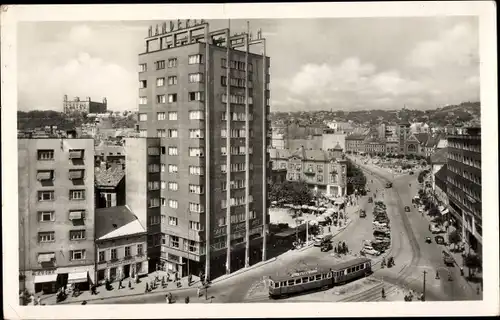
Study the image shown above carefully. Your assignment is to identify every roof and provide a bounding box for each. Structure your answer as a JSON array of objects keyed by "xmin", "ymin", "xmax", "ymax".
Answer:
[
  {"xmin": 269, "ymin": 148, "xmax": 291, "ymax": 160},
  {"xmin": 430, "ymin": 147, "xmax": 448, "ymax": 164},
  {"xmin": 95, "ymin": 205, "xmax": 146, "ymax": 240},
  {"xmin": 95, "ymin": 166, "xmax": 125, "ymax": 187},
  {"xmin": 346, "ymin": 134, "xmax": 366, "ymax": 140},
  {"xmin": 333, "ymin": 142, "xmax": 343, "ymax": 150},
  {"xmin": 414, "ymin": 133, "xmax": 430, "ymax": 145},
  {"xmin": 291, "ymin": 147, "xmax": 333, "ymax": 162},
  {"xmin": 331, "ymin": 257, "xmax": 372, "ymax": 271}
]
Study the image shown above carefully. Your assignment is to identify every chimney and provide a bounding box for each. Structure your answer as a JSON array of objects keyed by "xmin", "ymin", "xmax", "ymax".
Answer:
[
  {"xmin": 63, "ymin": 94, "xmax": 68, "ymax": 102},
  {"xmin": 103, "ymin": 97, "xmax": 107, "ymax": 104},
  {"xmin": 86, "ymin": 97, "xmax": 91, "ymax": 102}
]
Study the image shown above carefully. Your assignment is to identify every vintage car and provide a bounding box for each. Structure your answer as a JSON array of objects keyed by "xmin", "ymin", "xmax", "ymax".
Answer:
[
  {"xmin": 425, "ymin": 236, "xmax": 432, "ymax": 243},
  {"xmin": 434, "ymin": 235, "xmax": 445, "ymax": 245},
  {"xmin": 404, "ymin": 206, "xmax": 411, "ymax": 212},
  {"xmin": 362, "ymin": 247, "xmax": 381, "ymax": 256}
]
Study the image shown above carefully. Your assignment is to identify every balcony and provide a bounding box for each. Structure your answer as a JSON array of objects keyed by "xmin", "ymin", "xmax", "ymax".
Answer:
[{"xmin": 304, "ymin": 168, "xmax": 315, "ymax": 175}]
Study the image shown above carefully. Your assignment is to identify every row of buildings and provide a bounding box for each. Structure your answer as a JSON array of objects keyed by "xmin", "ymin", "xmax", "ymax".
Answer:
[
  {"xmin": 429, "ymin": 126, "xmax": 482, "ymax": 257},
  {"xmin": 271, "ymin": 121, "xmax": 448, "ymax": 157},
  {"xmin": 19, "ymin": 20, "xmax": 271, "ymax": 294}
]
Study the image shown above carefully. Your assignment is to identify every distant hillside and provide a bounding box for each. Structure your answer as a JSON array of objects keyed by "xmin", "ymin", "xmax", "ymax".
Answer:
[{"xmin": 270, "ymin": 101, "xmax": 480, "ymax": 128}]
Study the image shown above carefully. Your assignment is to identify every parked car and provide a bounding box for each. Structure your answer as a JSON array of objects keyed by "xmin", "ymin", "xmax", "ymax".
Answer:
[
  {"xmin": 404, "ymin": 206, "xmax": 411, "ymax": 212},
  {"xmin": 313, "ymin": 235, "xmax": 325, "ymax": 247},
  {"xmin": 425, "ymin": 236, "xmax": 432, "ymax": 243},
  {"xmin": 320, "ymin": 242, "xmax": 333, "ymax": 252},
  {"xmin": 359, "ymin": 210, "xmax": 367, "ymax": 218},
  {"xmin": 409, "ymin": 171, "xmax": 414, "ymax": 175},
  {"xmin": 442, "ymin": 251, "xmax": 455, "ymax": 266},
  {"xmin": 362, "ymin": 247, "xmax": 381, "ymax": 256},
  {"xmin": 434, "ymin": 235, "xmax": 445, "ymax": 245},
  {"xmin": 429, "ymin": 224, "xmax": 443, "ymax": 234},
  {"xmin": 368, "ymin": 197, "xmax": 373, "ymax": 203}
]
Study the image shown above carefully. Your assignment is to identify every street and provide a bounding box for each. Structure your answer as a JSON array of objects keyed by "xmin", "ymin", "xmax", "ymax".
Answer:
[{"xmin": 75, "ymin": 158, "xmax": 480, "ymax": 305}]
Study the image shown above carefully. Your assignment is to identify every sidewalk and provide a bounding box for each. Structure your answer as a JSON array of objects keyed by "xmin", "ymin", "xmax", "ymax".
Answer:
[{"xmin": 40, "ymin": 271, "xmax": 200, "ymax": 305}]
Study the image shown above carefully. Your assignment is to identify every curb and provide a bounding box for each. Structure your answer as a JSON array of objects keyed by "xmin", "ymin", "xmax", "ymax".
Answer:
[
  {"xmin": 53, "ymin": 280, "xmax": 202, "ymax": 305},
  {"xmin": 210, "ymin": 257, "xmax": 278, "ymax": 285}
]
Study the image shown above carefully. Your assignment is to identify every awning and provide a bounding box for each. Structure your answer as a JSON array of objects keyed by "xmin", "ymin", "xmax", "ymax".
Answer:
[
  {"xmin": 68, "ymin": 170, "xmax": 83, "ymax": 180},
  {"xmin": 36, "ymin": 171, "xmax": 52, "ymax": 181},
  {"xmin": 34, "ymin": 274, "xmax": 57, "ymax": 284},
  {"xmin": 301, "ymin": 205, "xmax": 309, "ymax": 210},
  {"xmin": 69, "ymin": 211, "xmax": 83, "ymax": 220},
  {"xmin": 440, "ymin": 208, "xmax": 449, "ymax": 215},
  {"xmin": 335, "ymin": 200, "xmax": 344, "ymax": 205},
  {"xmin": 37, "ymin": 253, "xmax": 55, "ymax": 263},
  {"xmin": 67, "ymin": 272, "xmax": 88, "ymax": 284}
]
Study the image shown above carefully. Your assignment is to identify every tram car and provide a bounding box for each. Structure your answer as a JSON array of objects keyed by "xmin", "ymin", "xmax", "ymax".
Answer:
[{"xmin": 268, "ymin": 257, "xmax": 372, "ymax": 299}]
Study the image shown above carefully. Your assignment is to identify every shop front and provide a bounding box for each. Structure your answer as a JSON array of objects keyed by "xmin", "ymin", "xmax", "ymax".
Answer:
[
  {"xmin": 33, "ymin": 271, "xmax": 58, "ymax": 294},
  {"xmin": 56, "ymin": 265, "xmax": 94, "ymax": 292},
  {"xmin": 97, "ymin": 256, "xmax": 148, "ymax": 283}
]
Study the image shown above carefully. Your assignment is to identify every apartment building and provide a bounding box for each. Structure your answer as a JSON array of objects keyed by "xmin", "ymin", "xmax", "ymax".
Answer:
[
  {"xmin": 18, "ymin": 138, "xmax": 95, "ymax": 294},
  {"xmin": 345, "ymin": 134, "xmax": 366, "ymax": 153},
  {"xmin": 446, "ymin": 127, "xmax": 482, "ymax": 256},
  {"xmin": 286, "ymin": 146, "xmax": 347, "ymax": 197},
  {"xmin": 134, "ymin": 20, "xmax": 270, "ymax": 280}
]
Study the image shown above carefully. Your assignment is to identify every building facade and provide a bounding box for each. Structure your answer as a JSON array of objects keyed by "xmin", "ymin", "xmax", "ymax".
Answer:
[
  {"xmin": 18, "ymin": 138, "xmax": 95, "ymax": 294},
  {"xmin": 135, "ymin": 21, "xmax": 270, "ymax": 280},
  {"xmin": 63, "ymin": 95, "xmax": 107, "ymax": 116},
  {"xmin": 363, "ymin": 137, "xmax": 386, "ymax": 155},
  {"xmin": 95, "ymin": 165, "xmax": 126, "ymax": 209},
  {"xmin": 345, "ymin": 135, "xmax": 366, "ymax": 153},
  {"xmin": 446, "ymin": 127, "xmax": 482, "ymax": 255},
  {"xmin": 286, "ymin": 147, "xmax": 347, "ymax": 197},
  {"xmin": 95, "ymin": 206, "xmax": 148, "ymax": 283},
  {"xmin": 322, "ymin": 131, "xmax": 346, "ymax": 152},
  {"xmin": 397, "ymin": 122, "xmax": 411, "ymax": 154}
]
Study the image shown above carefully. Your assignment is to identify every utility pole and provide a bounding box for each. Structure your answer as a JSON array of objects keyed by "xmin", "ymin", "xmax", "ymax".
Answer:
[{"xmin": 422, "ymin": 270, "xmax": 427, "ymax": 301}]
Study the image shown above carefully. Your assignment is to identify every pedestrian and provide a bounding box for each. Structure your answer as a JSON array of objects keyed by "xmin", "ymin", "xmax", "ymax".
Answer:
[
  {"xmin": 185, "ymin": 296, "xmax": 190, "ymax": 304},
  {"xmin": 37, "ymin": 296, "xmax": 41, "ymax": 306},
  {"xmin": 118, "ymin": 279, "xmax": 123, "ymax": 289},
  {"xmin": 145, "ymin": 282, "xmax": 149, "ymax": 293},
  {"xmin": 188, "ymin": 274, "xmax": 192, "ymax": 286},
  {"xmin": 381, "ymin": 287, "xmax": 385, "ymax": 298},
  {"xmin": 197, "ymin": 287, "xmax": 201, "ymax": 298},
  {"xmin": 128, "ymin": 280, "xmax": 132, "ymax": 289}
]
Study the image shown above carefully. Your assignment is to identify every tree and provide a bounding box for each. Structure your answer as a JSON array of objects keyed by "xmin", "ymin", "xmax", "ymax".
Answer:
[
  {"xmin": 268, "ymin": 180, "xmax": 313, "ymax": 206},
  {"xmin": 448, "ymin": 229, "xmax": 461, "ymax": 250},
  {"xmin": 464, "ymin": 253, "xmax": 482, "ymax": 278}
]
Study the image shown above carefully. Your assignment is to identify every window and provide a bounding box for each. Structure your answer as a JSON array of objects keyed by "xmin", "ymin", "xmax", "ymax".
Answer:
[
  {"xmin": 125, "ymin": 246, "xmax": 131, "ymax": 257},
  {"xmin": 148, "ymin": 181, "xmax": 160, "ymax": 190},
  {"xmin": 70, "ymin": 250, "xmax": 86, "ymax": 261},
  {"xmin": 39, "ymin": 211, "xmax": 55, "ymax": 222},
  {"xmin": 139, "ymin": 80, "xmax": 147, "ymax": 89},
  {"xmin": 188, "ymin": 54, "xmax": 203, "ymax": 64},
  {"xmin": 36, "ymin": 170, "xmax": 54, "ymax": 181},
  {"xmin": 168, "ymin": 147, "xmax": 178, "ymax": 156},
  {"xmin": 148, "ymin": 147, "xmax": 160, "ymax": 155},
  {"xmin": 137, "ymin": 244, "xmax": 143, "ymax": 256},
  {"xmin": 166, "ymin": 76, "xmax": 177, "ymax": 85},
  {"xmin": 161, "ymin": 146, "xmax": 166, "ymax": 154},
  {"xmin": 168, "ymin": 164, "xmax": 178, "ymax": 173},
  {"xmin": 218, "ymin": 217, "xmax": 226, "ymax": 227},
  {"xmin": 189, "ymin": 129, "xmax": 204, "ymax": 138},
  {"xmin": 189, "ymin": 166, "xmax": 203, "ymax": 175},
  {"xmin": 156, "ymin": 77, "xmax": 165, "ymax": 87},
  {"xmin": 168, "ymin": 216, "xmax": 178, "ymax": 226},
  {"xmin": 161, "ymin": 181, "xmax": 166, "ymax": 189},
  {"xmin": 138, "ymin": 113, "xmax": 148, "ymax": 122},
  {"xmin": 169, "ymin": 199, "xmax": 178, "ymax": 209},
  {"xmin": 168, "ymin": 129, "xmax": 178, "ymax": 138},
  {"xmin": 68, "ymin": 149, "xmax": 84, "ymax": 160},
  {"xmin": 168, "ymin": 112, "xmax": 177, "ymax": 120},
  {"xmin": 156, "ymin": 60, "xmax": 165, "ymax": 70},
  {"xmin": 70, "ymin": 230, "xmax": 85, "ymax": 240},
  {"xmin": 98, "ymin": 251, "xmax": 105, "ymax": 262},
  {"xmin": 157, "ymin": 129, "xmax": 166, "ymax": 138},
  {"xmin": 221, "ymin": 147, "xmax": 227, "ymax": 156},
  {"xmin": 149, "ymin": 215, "xmax": 161, "ymax": 225},
  {"xmin": 37, "ymin": 149, "xmax": 54, "ymax": 160},
  {"xmin": 139, "ymin": 129, "xmax": 147, "ymax": 137},
  {"xmin": 157, "ymin": 95, "xmax": 166, "ymax": 104},
  {"xmin": 111, "ymin": 248, "xmax": 117, "ymax": 260},
  {"xmin": 161, "ymin": 197, "xmax": 166, "ymax": 206},
  {"xmin": 170, "ymin": 236, "xmax": 179, "ymax": 248},
  {"xmin": 69, "ymin": 190, "xmax": 85, "ymax": 200},
  {"xmin": 188, "ymin": 91, "xmax": 204, "ymax": 102},
  {"xmin": 189, "ymin": 184, "xmax": 204, "ymax": 194},
  {"xmin": 139, "ymin": 97, "xmax": 148, "ymax": 105},
  {"xmin": 139, "ymin": 63, "xmax": 147, "ymax": 72},
  {"xmin": 189, "ymin": 148, "xmax": 204, "ymax": 157},
  {"xmin": 189, "ymin": 221, "xmax": 201, "ymax": 231},
  {"xmin": 168, "ymin": 182, "xmax": 178, "ymax": 191},
  {"xmin": 188, "ymin": 73, "xmax": 203, "ymax": 83},
  {"xmin": 148, "ymin": 164, "xmax": 160, "ymax": 173},
  {"xmin": 189, "ymin": 110, "xmax": 204, "ymax": 120},
  {"xmin": 157, "ymin": 112, "xmax": 166, "ymax": 120},
  {"xmin": 168, "ymin": 94, "xmax": 177, "ymax": 103},
  {"xmin": 288, "ymin": 280, "xmax": 294, "ymax": 286},
  {"xmin": 168, "ymin": 58, "xmax": 177, "ymax": 68},
  {"xmin": 189, "ymin": 202, "xmax": 204, "ymax": 213},
  {"xmin": 315, "ymin": 274, "xmax": 322, "ymax": 281},
  {"xmin": 38, "ymin": 232, "xmax": 55, "ymax": 243},
  {"xmin": 148, "ymin": 198, "xmax": 160, "ymax": 208}
]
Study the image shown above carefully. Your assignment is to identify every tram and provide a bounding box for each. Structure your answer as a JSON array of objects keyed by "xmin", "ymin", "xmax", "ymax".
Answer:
[{"xmin": 268, "ymin": 257, "xmax": 372, "ymax": 299}]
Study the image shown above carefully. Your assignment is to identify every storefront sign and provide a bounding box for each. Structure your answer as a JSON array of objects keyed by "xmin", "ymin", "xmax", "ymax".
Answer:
[{"xmin": 32, "ymin": 269, "xmax": 56, "ymax": 276}]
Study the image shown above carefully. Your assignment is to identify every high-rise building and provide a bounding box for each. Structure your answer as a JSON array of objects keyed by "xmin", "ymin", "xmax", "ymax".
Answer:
[
  {"xmin": 135, "ymin": 20, "xmax": 270, "ymax": 280},
  {"xmin": 18, "ymin": 138, "xmax": 96, "ymax": 294},
  {"xmin": 446, "ymin": 126, "xmax": 482, "ymax": 256}
]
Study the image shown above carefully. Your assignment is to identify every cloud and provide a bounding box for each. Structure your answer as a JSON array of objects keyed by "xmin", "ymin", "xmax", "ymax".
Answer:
[{"xmin": 408, "ymin": 22, "xmax": 479, "ymax": 69}]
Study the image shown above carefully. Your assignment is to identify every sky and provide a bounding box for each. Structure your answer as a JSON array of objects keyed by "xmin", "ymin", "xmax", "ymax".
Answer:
[{"xmin": 17, "ymin": 17, "xmax": 480, "ymax": 112}]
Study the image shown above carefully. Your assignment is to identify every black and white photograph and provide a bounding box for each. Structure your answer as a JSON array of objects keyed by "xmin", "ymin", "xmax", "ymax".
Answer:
[{"xmin": 1, "ymin": 2, "xmax": 498, "ymax": 319}]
